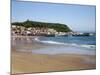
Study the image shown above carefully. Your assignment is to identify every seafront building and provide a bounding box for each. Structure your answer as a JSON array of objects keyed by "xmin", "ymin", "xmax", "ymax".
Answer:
[
  {"xmin": 11, "ymin": 25, "xmax": 93, "ymax": 36},
  {"xmin": 11, "ymin": 25, "xmax": 61, "ymax": 36}
]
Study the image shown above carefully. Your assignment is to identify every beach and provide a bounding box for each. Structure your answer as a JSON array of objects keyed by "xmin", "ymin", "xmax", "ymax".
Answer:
[{"xmin": 11, "ymin": 36, "xmax": 96, "ymax": 74}]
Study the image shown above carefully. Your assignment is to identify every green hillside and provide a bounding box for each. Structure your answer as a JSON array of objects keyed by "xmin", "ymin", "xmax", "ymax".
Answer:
[{"xmin": 12, "ymin": 20, "xmax": 72, "ymax": 32}]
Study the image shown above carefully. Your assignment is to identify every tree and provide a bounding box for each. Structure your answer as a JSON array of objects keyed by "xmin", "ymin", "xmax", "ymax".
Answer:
[{"xmin": 12, "ymin": 20, "xmax": 72, "ymax": 32}]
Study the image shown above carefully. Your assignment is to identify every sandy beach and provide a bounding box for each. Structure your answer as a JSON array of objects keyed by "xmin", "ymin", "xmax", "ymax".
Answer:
[{"xmin": 11, "ymin": 36, "xmax": 96, "ymax": 74}]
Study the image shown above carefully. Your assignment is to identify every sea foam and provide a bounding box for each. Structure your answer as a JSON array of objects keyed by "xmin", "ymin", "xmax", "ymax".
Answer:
[{"xmin": 34, "ymin": 37, "xmax": 96, "ymax": 50}]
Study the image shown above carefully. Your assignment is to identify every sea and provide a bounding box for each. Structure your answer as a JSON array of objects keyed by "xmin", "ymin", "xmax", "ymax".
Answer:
[{"xmin": 33, "ymin": 35, "xmax": 96, "ymax": 55}]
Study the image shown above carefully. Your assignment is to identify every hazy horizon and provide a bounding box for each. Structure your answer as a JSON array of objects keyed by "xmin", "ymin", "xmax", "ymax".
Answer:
[{"xmin": 12, "ymin": 0, "xmax": 96, "ymax": 32}]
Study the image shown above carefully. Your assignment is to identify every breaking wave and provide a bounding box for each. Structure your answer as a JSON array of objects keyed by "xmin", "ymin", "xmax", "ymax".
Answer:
[{"xmin": 34, "ymin": 37, "xmax": 96, "ymax": 49}]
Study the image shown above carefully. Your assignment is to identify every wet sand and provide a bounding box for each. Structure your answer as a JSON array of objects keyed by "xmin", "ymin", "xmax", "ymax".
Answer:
[{"xmin": 11, "ymin": 36, "xmax": 96, "ymax": 74}]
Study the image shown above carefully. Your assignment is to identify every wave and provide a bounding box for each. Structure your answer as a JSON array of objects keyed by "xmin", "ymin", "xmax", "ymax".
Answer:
[
  {"xmin": 67, "ymin": 43, "xmax": 96, "ymax": 49},
  {"xmin": 34, "ymin": 37, "xmax": 40, "ymax": 41},
  {"xmin": 34, "ymin": 37, "xmax": 65, "ymax": 45},
  {"xmin": 80, "ymin": 44, "xmax": 96, "ymax": 49},
  {"xmin": 39, "ymin": 40, "xmax": 65, "ymax": 45},
  {"xmin": 34, "ymin": 37, "xmax": 96, "ymax": 49}
]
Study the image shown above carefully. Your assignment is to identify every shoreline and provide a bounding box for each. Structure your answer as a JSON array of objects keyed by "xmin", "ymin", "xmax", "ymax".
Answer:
[
  {"xmin": 11, "ymin": 36, "xmax": 96, "ymax": 74},
  {"xmin": 11, "ymin": 35, "xmax": 96, "ymax": 55}
]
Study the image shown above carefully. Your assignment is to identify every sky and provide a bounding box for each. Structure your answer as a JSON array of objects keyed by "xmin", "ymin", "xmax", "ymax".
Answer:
[{"xmin": 12, "ymin": 0, "xmax": 96, "ymax": 32}]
